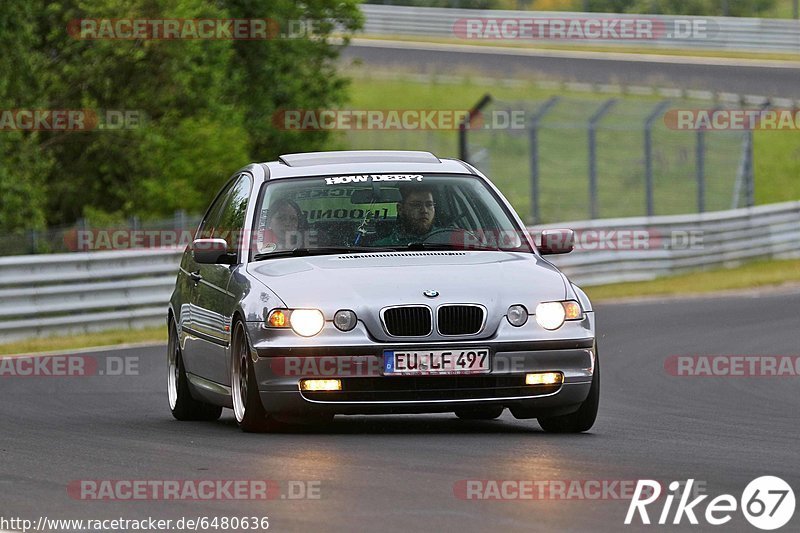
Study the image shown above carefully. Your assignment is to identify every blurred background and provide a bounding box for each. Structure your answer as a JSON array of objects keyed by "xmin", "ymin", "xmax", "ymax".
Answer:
[{"xmin": 1, "ymin": 0, "xmax": 798, "ymax": 347}]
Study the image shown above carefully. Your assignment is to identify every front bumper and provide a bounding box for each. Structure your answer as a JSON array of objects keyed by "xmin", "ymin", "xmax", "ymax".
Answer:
[{"xmin": 250, "ymin": 336, "xmax": 596, "ymax": 418}]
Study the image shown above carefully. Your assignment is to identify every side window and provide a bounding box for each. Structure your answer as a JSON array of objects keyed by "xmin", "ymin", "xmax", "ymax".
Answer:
[
  {"xmin": 216, "ymin": 174, "xmax": 253, "ymax": 253},
  {"xmin": 197, "ymin": 182, "xmax": 235, "ymax": 240}
]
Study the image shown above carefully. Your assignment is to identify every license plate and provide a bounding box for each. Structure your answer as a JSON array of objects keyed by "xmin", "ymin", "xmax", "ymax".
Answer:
[{"xmin": 383, "ymin": 348, "xmax": 490, "ymax": 375}]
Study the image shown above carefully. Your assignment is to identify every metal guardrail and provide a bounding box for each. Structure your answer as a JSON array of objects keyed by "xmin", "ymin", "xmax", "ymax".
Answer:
[
  {"xmin": 540, "ymin": 200, "xmax": 800, "ymax": 286},
  {"xmin": 361, "ymin": 5, "xmax": 800, "ymax": 53},
  {"xmin": 0, "ymin": 249, "xmax": 182, "ymax": 342},
  {"xmin": 1, "ymin": 201, "xmax": 799, "ymax": 344}
]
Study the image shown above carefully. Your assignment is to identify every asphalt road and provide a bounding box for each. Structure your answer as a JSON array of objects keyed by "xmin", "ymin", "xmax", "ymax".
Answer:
[
  {"xmin": 343, "ymin": 40, "xmax": 800, "ymax": 99},
  {"xmin": 2, "ymin": 289, "xmax": 799, "ymax": 532}
]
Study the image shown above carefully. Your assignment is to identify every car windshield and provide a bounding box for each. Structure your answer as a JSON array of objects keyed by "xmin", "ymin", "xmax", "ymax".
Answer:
[{"xmin": 250, "ymin": 173, "xmax": 533, "ymax": 259}]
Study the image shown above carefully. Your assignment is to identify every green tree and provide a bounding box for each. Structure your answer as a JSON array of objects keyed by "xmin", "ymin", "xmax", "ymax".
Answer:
[
  {"xmin": 226, "ymin": 0, "xmax": 363, "ymax": 161},
  {"xmin": 0, "ymin": 2, "xmax": 51, "ymax": 233},
  {"xmin": 0, "ymin": 0, "xmax": 363, "ymax": 229}
]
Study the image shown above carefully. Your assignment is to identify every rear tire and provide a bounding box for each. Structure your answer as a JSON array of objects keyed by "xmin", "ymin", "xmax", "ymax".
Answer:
[
  {"xmin": 537, "ymin": 344, "xmax": 599, "ymax": 433},
  {"xmin": 231, "ymin": 321, "xmax": 283, "ymax": 433},
  {"xmin": 168, "ymin": 322, "xmax": 222, "ymax": 421},
  {"xmin": 455, "ymin": 406, "xmax": 504, "ymax": 420}
]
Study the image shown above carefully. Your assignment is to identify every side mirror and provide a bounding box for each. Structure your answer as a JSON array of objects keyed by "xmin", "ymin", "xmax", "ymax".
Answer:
[
  {"xmin": 193, "ymin": 238, "xmax": 236, "ymax": 265},
  {"xmin": 538, "ymin": 229, "xmax": 574, "ymax": 255}
]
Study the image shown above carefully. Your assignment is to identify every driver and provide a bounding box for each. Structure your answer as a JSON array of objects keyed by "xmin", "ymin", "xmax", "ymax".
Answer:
[{"xmin": 375, "ymin": 185, "xmax": 438, "ymax": 246}]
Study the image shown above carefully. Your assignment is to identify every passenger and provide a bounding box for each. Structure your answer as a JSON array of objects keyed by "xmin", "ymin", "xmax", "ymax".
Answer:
[{"xmin": 259, "ymin": 198, "xmax": 304, "ymax": 251}]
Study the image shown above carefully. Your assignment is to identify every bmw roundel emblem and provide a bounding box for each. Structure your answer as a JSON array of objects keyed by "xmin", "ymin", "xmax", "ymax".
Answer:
[{"xmin": 423, "ymin": 290, "xmax": 439, "ymax": 298}]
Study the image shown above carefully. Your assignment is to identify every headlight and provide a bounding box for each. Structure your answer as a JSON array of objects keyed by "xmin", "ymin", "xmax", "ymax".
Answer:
[
  {"xmin": 289, "ymin": 309, "xmax": 325, "ymax": 337},
  {"xmin": 507, "ymin": 305, "xmax": 528, "ymax": 327},
  {"xmin": 333, "ymin": 309, "xmax": 358, "ymax": 331},
  {"xmin": 535, "ymin": 301, "xmax": 582, "ymax": 330},
  {"xmin": 266, "ymin": 308, "xmax": 325, "ymax": 337},
  {"xmin": 535, "ymin": 302, "xmax": 566, "ymax": 330}
]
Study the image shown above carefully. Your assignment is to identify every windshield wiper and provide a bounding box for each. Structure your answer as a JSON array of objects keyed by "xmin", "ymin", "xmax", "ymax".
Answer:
[
  {"xmin": 252, "ymin": 246, "xmax": 398, "ymax": 261},
  {"xmin": 405, "ymin": 242, "xmax": 503, "ymax": 252}
]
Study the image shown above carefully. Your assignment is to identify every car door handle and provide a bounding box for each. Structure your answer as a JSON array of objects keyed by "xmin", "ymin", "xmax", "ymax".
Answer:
[{"xmin": 190, "ymin": 271, "xmax": 202, "ymax": 283}]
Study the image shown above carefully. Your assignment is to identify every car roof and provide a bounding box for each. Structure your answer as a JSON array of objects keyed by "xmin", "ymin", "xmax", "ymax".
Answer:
[{"xmin": 260, "ymin": 150, "xmax": 477, "ymax": 180}]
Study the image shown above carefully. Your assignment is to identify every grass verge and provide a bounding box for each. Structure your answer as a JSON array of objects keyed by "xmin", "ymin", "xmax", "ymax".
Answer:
[
  {"xmin": 585, "ymin": 258, "xmax": 800, "ymax": 301},
  {"xmin": 0, "ymin": 326, "xmax": 166, "ymax": 356}
]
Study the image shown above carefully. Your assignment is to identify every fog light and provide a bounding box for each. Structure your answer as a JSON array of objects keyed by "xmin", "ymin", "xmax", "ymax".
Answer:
[
  {"xmin": 300, "ymin": 379, "xmax": 342, "ymax": 392},
  {"xmin": 525, "ymin": 372, "xmax": 563, "ymax": 386}
]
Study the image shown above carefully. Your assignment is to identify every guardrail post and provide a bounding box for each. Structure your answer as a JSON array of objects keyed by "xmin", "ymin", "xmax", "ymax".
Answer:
[
  {"xmin": 458, "ymin": 93, "xmax": 492, "ymax": 166},
  {"xmin": 588, "ymin": 98, "xmax": 617, "ymax": 219},
  {"xmin": 528, "ymin": 96, "xmax": 560, "ymax": 224},
  {"xmin": 644, "ymin": 100, "xmax": 672, "ymax": 217}
]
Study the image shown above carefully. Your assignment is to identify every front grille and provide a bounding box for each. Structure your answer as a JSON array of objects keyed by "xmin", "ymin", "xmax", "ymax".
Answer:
[
  {"xmin": 437, "ymin": 305, "xmax": 485, "ymax": 336},
  {"xmin": 301, "ymin": 375, "xmax": 561, "ymax": 402},
  {"xmin": 382, "ymin": 306, "xmax": 432, "ymax": 337}
]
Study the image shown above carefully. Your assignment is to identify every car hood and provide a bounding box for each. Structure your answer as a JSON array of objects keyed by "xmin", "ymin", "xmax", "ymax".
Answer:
[{"xmin": 248, "ymin": 251, "xmax": 567, "ymax": 341}]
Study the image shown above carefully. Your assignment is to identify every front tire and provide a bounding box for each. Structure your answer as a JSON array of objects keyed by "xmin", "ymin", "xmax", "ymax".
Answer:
[
  {"xmin": 537, "ymin": 344, "xmax": 599, "ymax": 433},
  {"xmin": 168, "ymin": 322, "xmax": 222, "ymax": 421},
  {"xmin": 231, "ymin": 321, "xmax": 281, "ymax": 433}
]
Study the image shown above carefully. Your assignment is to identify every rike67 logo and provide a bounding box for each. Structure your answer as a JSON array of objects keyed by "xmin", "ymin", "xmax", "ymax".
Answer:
[{"xmin": 625, "ymin": 477, "xmax": 795, "ymax": 530}]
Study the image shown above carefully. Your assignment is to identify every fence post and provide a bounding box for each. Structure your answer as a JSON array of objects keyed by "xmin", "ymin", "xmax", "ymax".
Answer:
[
  {"xmin": 697, "ymin": 127, "xmax": 706, "ymax": 213},
  {"xmin": 644, "ymin": 100, "xmax": 672, "ymax": 217},
  {"xmin": 174, "ymin": 210, "xmax": 186, "ymax": 230},
  {"xmin": 745, "ymin": 130, "xmax": 755, "ymax": 207},
  {"xmin": 696, "ymin": 105, "xmax": 720, "ymax": 213},
  {"xmin": 588, "ymin": 98, "xmax": 617, "ymax": 220},
  {"xmin": 28, "ymin": 229, "xmax": 38, "ymax": 255},
  {"xmin": 528, "ymin": 96, "xmax": 560, "ymax": 224},
  {"xmin": 458, "ymin": 93, "xmax": 492, "ymax": 165}
]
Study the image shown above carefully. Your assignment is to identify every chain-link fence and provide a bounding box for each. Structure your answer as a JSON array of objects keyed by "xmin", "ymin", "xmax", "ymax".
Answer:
[
  {"xmin": 341, "ymin": 94, "xmax": 752, "ymax": 224},
  {"xmin": 464, "ymin": 96, "xmax": 752, "ymax": 224}
]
